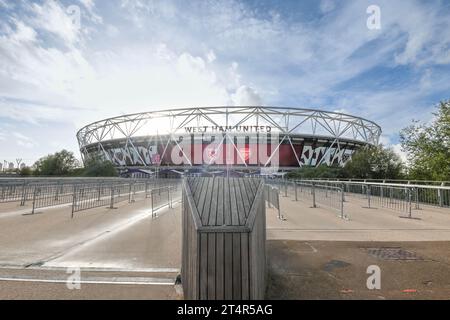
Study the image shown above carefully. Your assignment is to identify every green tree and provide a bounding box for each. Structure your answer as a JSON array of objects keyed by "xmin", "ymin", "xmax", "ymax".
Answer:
[
  {"xmin": 19, "ymin": 166, "xmax": 32, "ymax": 176},
  {"xmin": 400, "ymin": 101, "xmax": 450, "ymax": 181},
  {"xmin": 286, "ymin": 165, "xmax": 344, "ymax": 179},
  {"xmin": 82, "ymin": 155, "xmax": 118, "ymax": 177},
  {"xmin": 343, "ymin": 145, "xmax": 405, "ymax": 179},
  {"xmin": 33, "ymin": 149, "xmax": 78, "ymax": 176}
]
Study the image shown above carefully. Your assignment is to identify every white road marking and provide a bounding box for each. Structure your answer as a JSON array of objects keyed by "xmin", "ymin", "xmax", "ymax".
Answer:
[
  {"xmin": 0, "ymin": 277, "xmax": 174, "ymax": 286},
  {"xmin": 0, "ymin": 265, "xmax": 180, "ymax": 273}
]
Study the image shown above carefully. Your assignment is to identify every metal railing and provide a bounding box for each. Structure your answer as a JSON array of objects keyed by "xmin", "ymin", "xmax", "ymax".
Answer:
[
  {"xmin": 263, "ymin": 179, "xmax": 346, "ymax": 220},
  {"xmin": 264, "ymin": 184, "xmax": 282, "ymax": 219},
  {"xmin": 71, "ymin": 183, "xmax": 112, "ymax": 217},
  {"xmin": 305, "ymin": 178, "xmax": 450, "ymax": 187},
  {"xmin": 0, "ymin": 177, "xmax": 182, "ymax": 217},
  {"xmin": 293, "ymin": 181, "xmax": 346, "ymax": 219},
  {"xmin": 150, "ymin": 185, "xmax": 180, "ymax": 217},
  {"xmin": 32, "ymin": 183, "xmax": 75, "ymax": 213},
  {"xmin": 297, "ymin": 179, "xmax": 450, "ymax": 216}
]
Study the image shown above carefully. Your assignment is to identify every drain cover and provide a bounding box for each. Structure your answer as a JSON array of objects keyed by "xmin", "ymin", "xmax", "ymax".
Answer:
[
  {"xmin": 323, "ymin": 260, "xmax": 351, "ymax": 272},
  {"xmin": 367, "ymin": 248, "xmax": 422, "ymax": 260}
]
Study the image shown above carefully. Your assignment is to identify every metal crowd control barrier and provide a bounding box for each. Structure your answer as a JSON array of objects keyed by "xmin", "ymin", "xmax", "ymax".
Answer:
[
  {"xmin": 264, "ymin": 184, "xmax": 283, "ymax": 219},
  {"xmin": 298, "ymin": 179, "xmax": 450, "ymax": 218},
  {"xmin": 31, "ymin": 183, "xmax": 75, "ymax": 214},
  {"xmin": 71, "ymin": 183, "xmax": 111, "ymax": 217},
  {"xmin": 366, "ymin": 185, "xmax": 416, "ymax": 218},
  {"xmin": 150, "ymin": 186, "xmax": 179, "ymax": 217},
  {"xmin": 292, "ymin": 181, "xmax": 346, "ymax": 220},
  {"xmin": 263, "ymin": 179, "xmax": 346, "ymax": 220},
  {"xmin": 0, "ymin": 177, "xmax": 181, "ymax": 216},
  {"xmin": 0, "ymin": 182, "xmax": 27, "ymax": 203}
]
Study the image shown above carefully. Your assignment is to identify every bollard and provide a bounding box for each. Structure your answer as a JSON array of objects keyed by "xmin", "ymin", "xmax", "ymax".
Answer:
[{"xmin": 367, "ymin": 185, "xmax": 371, "ymax": 208}]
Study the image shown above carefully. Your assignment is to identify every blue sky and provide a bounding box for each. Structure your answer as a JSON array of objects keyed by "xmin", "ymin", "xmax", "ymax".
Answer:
[{"xmin": 1, "ymin": 0, "xmax": 450, "ymax": 166}]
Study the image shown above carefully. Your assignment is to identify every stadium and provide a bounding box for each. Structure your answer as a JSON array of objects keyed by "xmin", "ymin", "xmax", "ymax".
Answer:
[{"xmin": 76, "ymin": 106, "xmax": 382, "ymax": 176}]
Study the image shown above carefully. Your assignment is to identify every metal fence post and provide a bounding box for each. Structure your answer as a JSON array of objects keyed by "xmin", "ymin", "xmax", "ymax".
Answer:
[
  {"xmin": 145, "ymin": 181, "xmax": 148, "ymax": 198},
  {"xmin": 341, "ymin": 183, "xmax": 346, "ymax": 202},
  {"xmin": 284, "ymin": 180, "xmax": 288, "ymax": 197},
  {"xmin": 128, "ymin": 183, "xmax": 135, "ymax": 203},
  {"xmin": 31, "ymin": 186, "xmax": 38, "ymax": 214},
  {"xmin": 71, "ymin": 184, "xmax": 77, "ymax": 219},
  {"xmin": 168, "ymin": 187, "xmax": 172, "ymax": 209},
  {"xmin": 97, "ymin": 184, "xmax": 101, "ymax": 202},
  {"xmin": 340, "ymin": 189, "xmax": 344, "ymax": 219},
  {"xmin": 55, "ymin": 182, "xmax": 60, "ymax": 201},
  {"xmin": 20, "ymin": 182, "xmax": 27, "ymax": 206},
  {"xmin": 367, "ymin": 185, "xmax": 371, "ymax": 208},
  {"xmin": 294, "ymin": 182, "xmax": 298, "ymax": 201},
  {"xmin": 151, "ymin": 190, "xmax": 155, "ymax": 218},
  {"xmin": 109, "ymin": 186, "xmax": 115, "ymax": 209},
  {"xmin": 408, "ymin": 188, "xmax": 412, "ymax": 218},
  {"xmin": 312, "ymin": 182, "xmax": 316, "ymax": 208},
  {"xmin": 414, "ymin": 187, "xmax": 419, "ymax": 209}
]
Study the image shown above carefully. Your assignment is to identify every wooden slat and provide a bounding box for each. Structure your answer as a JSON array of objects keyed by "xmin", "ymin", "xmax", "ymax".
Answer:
[
  {"xmin": 199, "ymin": 233, "xmax": 208, "ymax": 299},
  {"xmin": 234, "ymin": 178, "xmax": 246, "ymax": 224},
  {"xmin": 215, "ymin": 232, "xmax": 224, "ymax": 299},
  {"xmin": 229, "ymin": 178, "xmax": 240, "ymax": 225},
  {"xmin": 196, "ymin": 178, "xmax": 208, "ymax": 220},
  {"xmin": 216, "ymin": 177, "xmax": 224, "ymax": 226},
  {"xmin": 207, "ymin": 233, "xmax": 216, "ymax": 299},
  {"xmin": 193, "ymin": 177, "xmax": 203, "ymax": 206},
  {"xmin": 241, "ymin": 232, "xmax": 250, "ymax": 299},
  {"xmin": 232, "ymin": 233, "xmax": 241, "ymax": 299},
  {"xmin": 201, "ymin": 178, "xmax": 214, "ymax": 225},
  {"xmin": 224, "ymin": 177, "xmax": 231, "ymax": 225},
  {"xmin": 208, "ymin": 178, "xmax": 219, "ymax": 226},
  {"xmin": 239, "ymin": 178, "xmax": 251, "ymax": 218},
  {"xmin": 224, "ymin": 233, "xmax": 233, "ymax": 299}
]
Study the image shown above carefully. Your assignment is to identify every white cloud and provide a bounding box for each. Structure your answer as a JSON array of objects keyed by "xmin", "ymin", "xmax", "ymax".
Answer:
[
  {"xmin": 0, "ymin": 0, "xmax": 449, "ymax": 163},
  {"xmin": 320, "ymin": 0, "xmax": 336, "ymax": 14},
  {"xmin": 30, "ymin": 0, "xmax": 81, "ymax": 46},
  {"xmin": 13, "ymin": 132, "xmax": 37, "ymax": 149},
  {"xmin": 231, "ymin": 86, "xmax": 262, "ymax": 106},
  {"xmin": 206, "ymin": 50, "xmax": 216, "ymax": 63}
]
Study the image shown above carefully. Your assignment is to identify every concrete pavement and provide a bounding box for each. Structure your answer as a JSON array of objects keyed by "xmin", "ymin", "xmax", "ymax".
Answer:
[{"xmin": 1, "ymin": 188, "xmax": 450, "ymax": 299}]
